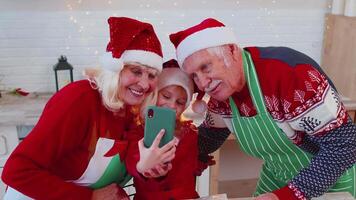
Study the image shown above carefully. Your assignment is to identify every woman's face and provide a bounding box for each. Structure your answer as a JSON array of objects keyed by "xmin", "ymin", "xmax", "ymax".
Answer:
[
  {"xmin": 119, "ymin": 64, "xmax": 159, "ymax": 106},
  {"xmin": 157, "ymin": 85, "xmax": 188, "ymax": 118}
]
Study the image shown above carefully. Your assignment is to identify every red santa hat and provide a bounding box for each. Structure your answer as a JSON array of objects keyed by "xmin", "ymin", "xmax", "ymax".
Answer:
[
  {"xmin": 101, "ymin": 17, "xmax": 163, "ymax": 72},
  {"xmin": 158, "ymin": 59, "xmax": 194, "ymax": 108},
  {"xmin": 169, "ymin": 18, "xmax": 237, "ymax": 67}
]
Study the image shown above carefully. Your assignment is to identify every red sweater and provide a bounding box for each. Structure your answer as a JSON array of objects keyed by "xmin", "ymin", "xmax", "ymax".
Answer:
[
  {"xmin": 2, "ymin": 80, "xmax": 134, "ymax": 200},
  {"xmin": 125, "ymin": 121, "xmax": 200, "ymax": 200}
]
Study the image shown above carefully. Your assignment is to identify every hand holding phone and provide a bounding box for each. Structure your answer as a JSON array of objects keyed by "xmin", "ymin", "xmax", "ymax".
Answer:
[{"xmin": 137, "ymin": 130, "xmax": 177, "ymax": 174}]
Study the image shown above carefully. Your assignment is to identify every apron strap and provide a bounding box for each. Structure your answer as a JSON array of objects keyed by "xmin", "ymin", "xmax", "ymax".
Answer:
[{"xmin": 242, "ymin": 51, "xmax": 269, "ymax": 114}]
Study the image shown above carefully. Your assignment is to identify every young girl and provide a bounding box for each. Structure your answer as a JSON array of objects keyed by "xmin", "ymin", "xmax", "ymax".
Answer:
[{"xmin": 125, "ymin": 59, "xmax": 208, "ymax": 199}]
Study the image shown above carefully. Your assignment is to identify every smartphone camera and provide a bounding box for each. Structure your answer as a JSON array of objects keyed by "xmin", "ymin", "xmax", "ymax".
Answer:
[{"xmin": 147, "ymin": 108, "xmax": 154, "ymax": 118}]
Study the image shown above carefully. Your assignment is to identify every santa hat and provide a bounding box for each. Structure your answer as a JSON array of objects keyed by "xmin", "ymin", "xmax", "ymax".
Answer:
[
  {"xmin": 101, "ymin": 17, "xmax": 163, "ymax": 72},
  {"xmin": 169, "ymin": 18, "xmax": 237, "ymax": 67},
  {"xmin": 158, "ymin": 59, "xmax": 194, "ymax": 108}
]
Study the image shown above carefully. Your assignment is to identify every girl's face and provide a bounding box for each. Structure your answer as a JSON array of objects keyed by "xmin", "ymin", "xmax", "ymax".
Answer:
[
  {"xmin": 157, "ymin": 85, "xmax": 188, "ymax": 118},
  {"xmin": 119, "ymin": 64, "xmax": 159, "ymax": 106}
]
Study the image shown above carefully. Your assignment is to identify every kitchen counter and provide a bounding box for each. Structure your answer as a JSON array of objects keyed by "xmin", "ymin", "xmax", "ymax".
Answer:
[{"xmin": 0, "ymin": 92, "xmax": 52, "ymax": 126}]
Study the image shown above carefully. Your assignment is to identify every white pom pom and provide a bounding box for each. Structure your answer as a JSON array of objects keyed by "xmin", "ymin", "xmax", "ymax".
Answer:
[
  {"xmin": 192, "ymin": 100, "xmax": 207, "ymax": 114},
  {"xmin": 100, "ymin": 52, "xmax": 123, "ymax": 72}
]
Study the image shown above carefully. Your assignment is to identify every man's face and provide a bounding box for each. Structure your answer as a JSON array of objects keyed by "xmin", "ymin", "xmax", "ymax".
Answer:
[{"xmin": 182, "ymin": 45, "xmax": 245, "ymax": 101}]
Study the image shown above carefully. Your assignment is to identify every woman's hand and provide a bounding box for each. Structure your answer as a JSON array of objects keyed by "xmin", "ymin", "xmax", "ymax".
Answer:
[
  {"xmin": 136, "ymin": 129, "xmax": 177, "ymax": 175},
  {"xmin": 255, "ymin": 193, "xmax": 279, "ymax": 200},
  {"xmin": 91, "ymin": 183, "xmax": 130, "ymax": 200}
]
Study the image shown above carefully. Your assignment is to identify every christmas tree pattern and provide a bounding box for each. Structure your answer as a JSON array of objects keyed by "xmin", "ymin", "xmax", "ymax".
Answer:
[{"xmin": 299, "ymin": 116, "xmax": 321, "ymax": 132}]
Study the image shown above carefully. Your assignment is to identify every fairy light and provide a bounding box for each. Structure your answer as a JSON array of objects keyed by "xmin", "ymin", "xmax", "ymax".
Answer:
[
  {"xmin": 146, "ymin": 4, "xmax": 151, "ymax": 8},
  {"xmin": 173, "ymin": 2, "xmax": 178, "ymax": 6},
  {"xmin": 108, "ymin": 1, "xmax": 112, "ymax": 5}
]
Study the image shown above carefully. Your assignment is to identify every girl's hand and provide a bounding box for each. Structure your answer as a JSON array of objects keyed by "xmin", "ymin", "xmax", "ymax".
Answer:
[
  {"xmin": 142, "ymin": 162, "xmax": 173, "ymax": 178},
  {"xmin": 254, "ymin": 193, "xmax": 279, "ymax": 200},
  {"xmin": 136, "ymin": 129, "xmax": 177, "ymax": 174},
  {"xmin": 91, "ymin": 183, "xmax": 130, "ymax": 200}
]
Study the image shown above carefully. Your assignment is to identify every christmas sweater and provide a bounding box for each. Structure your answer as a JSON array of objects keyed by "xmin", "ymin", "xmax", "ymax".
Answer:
[
  {"xmin": 202, "ymin": 47, "xmax": 356, "ymax": 199},
  {"xmin": 1, "ymin": 80, "xmax": 134, "ymax": 200},
  {"xmin": 125, "ymin": 121, "xmax": 200, "ymax": 200}
]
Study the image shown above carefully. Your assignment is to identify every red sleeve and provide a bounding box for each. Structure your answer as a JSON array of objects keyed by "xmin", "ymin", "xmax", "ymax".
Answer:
[
  {"xmin": 273, "ymin": 183, "xmax": 307, "ymax": 200},
  {"xmin": 125, "ymin": 125, "xmax": 147, "ymax": 181},
  {"xmin": 2, "ymin": 82, "xmax": 96, "ymax": 199}
]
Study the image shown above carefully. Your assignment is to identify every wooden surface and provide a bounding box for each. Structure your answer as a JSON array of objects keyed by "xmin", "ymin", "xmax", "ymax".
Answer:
[
  {"xmin": 321, "ymin": 14, "xmax": 356, "ymax": 100},
  {"xmin": 230, "ymin": 192, "xmax": 354, "ymax": 200}
]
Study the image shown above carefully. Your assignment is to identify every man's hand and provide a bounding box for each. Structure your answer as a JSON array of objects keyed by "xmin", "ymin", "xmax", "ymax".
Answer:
[
  {"xmin": 91, "ymin": 183, "xmax": 130, "ymax": 200},
  {"xmin": 255, "ymin": 193, "xmax": 279, "ymax": 200},
  {"xmin": 136, "ymin": 129, "xmax": 177, "ymax": 174}
]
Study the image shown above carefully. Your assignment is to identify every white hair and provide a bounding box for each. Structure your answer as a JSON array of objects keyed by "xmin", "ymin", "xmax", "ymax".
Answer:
[{"xmin": 206, "ymin": 44, "xmax": 240, "ymax": 67}]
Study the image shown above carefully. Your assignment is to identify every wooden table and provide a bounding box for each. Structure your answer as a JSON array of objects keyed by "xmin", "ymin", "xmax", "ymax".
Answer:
[{"xmin": 230, "ymin": 192, "xmax": 354, "ymax": 200}]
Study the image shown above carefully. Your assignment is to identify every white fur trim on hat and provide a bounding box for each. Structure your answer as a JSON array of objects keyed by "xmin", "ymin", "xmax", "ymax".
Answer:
[
  {"xmin": 158, "ymin": 68, "xmax": 194, "ymax": 108},
  {"xmin": 122, "ymin": 50, "xmax": 163, "ymax": 71},
  {"xmin": 176, "ymin": 27, "xmax": 237, "ymax": 66},
  {"xmin": 100, "ymin": 52, "xmax": 124, "ymax": 72}
]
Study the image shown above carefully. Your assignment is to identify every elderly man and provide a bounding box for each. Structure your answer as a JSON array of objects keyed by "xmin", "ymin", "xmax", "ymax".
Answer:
[{"xmin": 169, "ymin": 18, "xmax": 356, "ymax": 200}]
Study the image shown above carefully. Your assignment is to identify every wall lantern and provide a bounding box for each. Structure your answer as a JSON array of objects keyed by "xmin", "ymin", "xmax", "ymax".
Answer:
[{"xmin": 53, "ymin": 55, "xmax": 74, "ymax": 92}]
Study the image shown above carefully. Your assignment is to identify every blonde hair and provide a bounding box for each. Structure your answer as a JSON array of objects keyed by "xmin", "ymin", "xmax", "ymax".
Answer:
[{"xmin": 83, "ymin": 67, "xmax": 157, "ymax": 113}]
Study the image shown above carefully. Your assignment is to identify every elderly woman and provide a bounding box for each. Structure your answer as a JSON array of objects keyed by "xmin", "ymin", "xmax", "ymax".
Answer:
[{"xmin": 1, "ymin": 17, "xmax": 176, "ymax": 200}]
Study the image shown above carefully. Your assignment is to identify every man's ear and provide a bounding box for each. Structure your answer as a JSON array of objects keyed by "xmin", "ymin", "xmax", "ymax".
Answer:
[{"xmin": 228, "ymin": 44, "xmax": 241, "ymax": 62}]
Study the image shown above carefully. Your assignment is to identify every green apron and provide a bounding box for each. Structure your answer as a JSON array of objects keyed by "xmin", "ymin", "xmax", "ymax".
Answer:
[{"xmin": 229, "ymin": 51, "xmax": 356, "ymax": 197}]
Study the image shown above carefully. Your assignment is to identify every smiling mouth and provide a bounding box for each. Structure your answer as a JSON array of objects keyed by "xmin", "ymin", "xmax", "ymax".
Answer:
[
  {"xmin": 129, "ymin": 88, "xmax": 144, "ymax": 96},
  {"xmin": 205, "ymin": 80, "xmax": 222, "ymax": 94}
]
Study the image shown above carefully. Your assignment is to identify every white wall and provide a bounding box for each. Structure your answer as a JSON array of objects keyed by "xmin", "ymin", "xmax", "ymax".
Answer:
[{"xmin": 0, "ymin": 0, "xmax": 333, "ymax": 92}]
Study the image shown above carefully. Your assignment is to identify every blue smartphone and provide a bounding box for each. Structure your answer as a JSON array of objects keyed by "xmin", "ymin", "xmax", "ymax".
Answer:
[{"xmin": 144, "ymin": 106, "xmax": 176, "ymax": 148}]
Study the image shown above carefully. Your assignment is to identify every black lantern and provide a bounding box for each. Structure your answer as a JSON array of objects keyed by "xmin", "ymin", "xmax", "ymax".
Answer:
[{"xmin": 53, "ymin": 55, "xmax": 74, "ymax": 91}]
